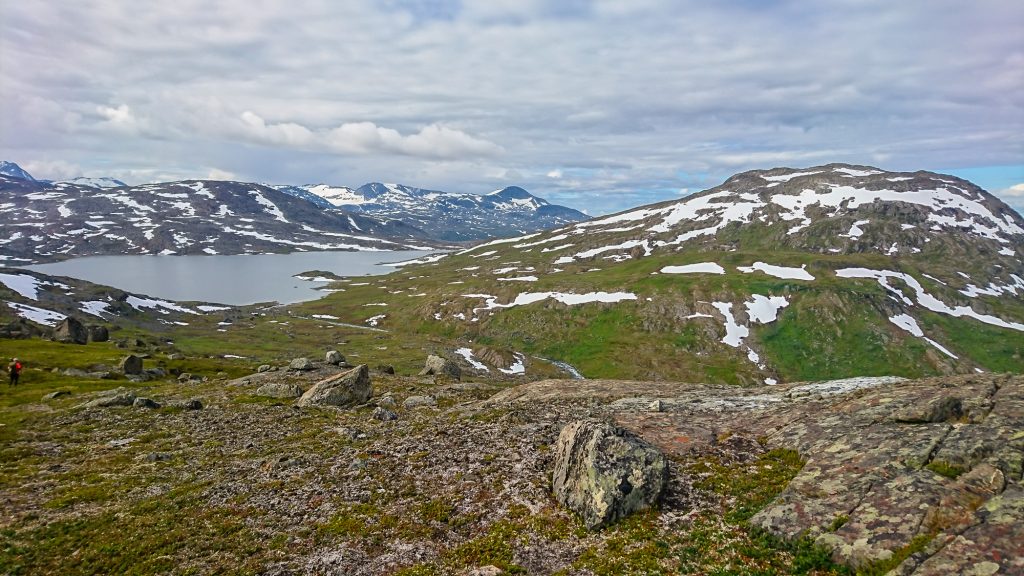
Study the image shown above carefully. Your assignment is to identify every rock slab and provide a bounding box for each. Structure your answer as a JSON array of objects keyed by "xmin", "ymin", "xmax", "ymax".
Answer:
[
  {"xmin": 552, "ymin": 419, "xmax": 668, "ymax": 530},
  {"xmin": 296, "ymin": 365, "xmax": 372, "ymax": 408}
]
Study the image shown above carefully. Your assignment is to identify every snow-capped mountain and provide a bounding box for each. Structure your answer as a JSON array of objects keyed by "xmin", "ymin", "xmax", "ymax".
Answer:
[
  {"xmin": 57, "ymin": 176, "xmax": 127, "ymax": 189},
  {"xmin": 0, "ymin": 176, "xmax": 434, "ymax": 265},
  {"xmin": 372, "ymin": 164, "xmax": 1024, "ymax": 384},
  {"xmin": 0, "ymin": 161, "xmax": 35, "ymax": 181},
  {"xmin": 279, "ymin": 182, "xmax": 588, "ymax": 241}
]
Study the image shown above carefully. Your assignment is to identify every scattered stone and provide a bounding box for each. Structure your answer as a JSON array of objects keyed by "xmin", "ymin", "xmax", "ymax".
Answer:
[
  {"xmin": 296, "ymin": 365, "xmax": 372, "ymax": 408},
  {"xmin": 87, "ymin": 325, "xmax": 109, "ymax": 343},
  {"xmin": 894, "ymin": 395, "xmax": 964, "ymax": 423},
  {"xmin": 119, "ymin": 354, "xmax": 143, "ymax": 375},
  {"xmin": 325, "ymin": 350, "xmax": 345, "ymax": 365},
  {"xmin": 376, "ymin": 396, "xmax": 397, "ymax": 410},
  {"xmin": 133, "ymin": 397, "xmax": 161, "ymax": 409},
  {"xmin": 289, "ymin": 357, "xmax": 316, "ymax": 371},
  {"xmin": 53, "ymin": 317, "xmax": 89, "ymax": 345},
  {"xmin": 372, "ymin": 407, "xmax": 399, "ymax": 421},
  {"xmin": 177, "ymin": 373, "xmax": 204, "ymax": 383},
  {"xmin": 167, "ymin": 353, "xmax": 185, "ymax": 361},
  {"xmin": 257, "ymin": 364, "xmax": 272, "ymax": 373},
  {"xmin": 256, "ymin": 382, "xmax": 304, "ymax": 399},
  {"xmin": 462, "ymin": 567, "xmax": 504, "ymax": 576},
  {"xmin": 552, "ymin": 419, "xmax": 669, "ymax": 530},
  {"xmin": 403, "ymin": 395, "xmax": 437, "ymax": 409},
  {"xmin": 42, "ymin": 390, "xmax": 71, "ymax": 401},
  {"xmin": 146, "ymin": 452, "xmax": 173, "ymax": 462},
  {"xmin": 375, "ymin": 364, "xmax": 396, "ymax": 375},
  {"xmin": 418, "ymin": 355, "xmax": 461, "ymax": 381},
  {"xmin": 145, "ymin": 367, "xmax": 167, "ymax": 379}
]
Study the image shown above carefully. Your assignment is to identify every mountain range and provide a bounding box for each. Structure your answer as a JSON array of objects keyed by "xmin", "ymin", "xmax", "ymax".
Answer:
[
  {"xmin": 0, "ymin": 162, "xmax": 587, "ymax": 264},
  {"xmin": 296, "ymin": 163, "xmax": 1024, "ymax": 384}
]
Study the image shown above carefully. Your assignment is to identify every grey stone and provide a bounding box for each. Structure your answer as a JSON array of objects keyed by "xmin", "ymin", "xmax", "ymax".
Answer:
[
  {"xmin": 289, "ymin": 357, "xmax": 316, "ymax": 371},
  {"xmin": 133, "ymin": 397, "xmax": 161, "ymax": 409},
  {"xmin": 42, "ymin": 390, "xmax": 71, "ymax": 401},
  {"xmin": 325, "ymin": 350, "xmax": 345, "ymax": 365},
  {"xmin": 375, "ymin": 364, "xmax": 396, "ymax": 375},
  {"xmin": 167, "ymin": 353, "xmax": 185, "ymax": 361},
  {"xmin": 119, "ymin": 354, "xmax": 143, "ymax": 375},
  {"xmin": 552, "ymin": 419, "xmax": 669, "ymax": 530},
  {"xmin": 376, "ymin": 396, "xmax": 397, "ymax": 410},
  {"xmin": 84, "ymin": 389, "xmax": 137, "ymax": 408},
  {"xmin": 87, "ymin": 325, "xmax": 109, "ymax": 342},
  {"xmin": 145, "ymin": 367, "xmax": 167, "ymax": 378},
  {"xmin": 255, "ymin": 382, "xmax": 304, "ymax": 399},
  {"xmin": 53, "ymin": 317, "xmax": 88, "ymax": 345},
  {"xmin": 418, "ymin": 354, "xmax": 461, "ymax": 380},
  {"xmin": 372, "ymin": 406, "xmax": 399, "ymax": 421},
  {"xmin": 171, "ymin": 399, "xmax": 203, "ymax": 410},
  {"xmin": 257, "ymin": 364, "xmax": 272, "ymax": 373},
  {"xmin": 146, "ymin": 452, "xmax": 172, "ymax": 462},
  {"xmin": 296, "ymin": 365, "xmax": 372, "ymax": 408},
  {"xmin": 403, "ymin": 395, "xmax": 437, "ymax": 409}
]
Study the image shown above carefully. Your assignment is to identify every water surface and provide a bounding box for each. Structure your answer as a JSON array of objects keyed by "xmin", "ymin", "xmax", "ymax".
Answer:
[{"xmin": 27, "ymin": 250, "xmax": 434, "ymax": 305}]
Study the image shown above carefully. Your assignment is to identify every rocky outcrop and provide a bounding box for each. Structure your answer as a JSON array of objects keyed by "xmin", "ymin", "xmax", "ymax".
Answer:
[
  {"xmin": 418, "ymin": 355, "xmax": 461, "ymax": 380},
  {"xmin": 296, "ymin": 365, "xmax": 372, "ymax": 408},
  {"xmin": 53, "ymin": 317, "xmax": 88, "ymax": 345},
  {"xmin": 551, "ymin": 419, "xmax": 669, "ymax": 530}
]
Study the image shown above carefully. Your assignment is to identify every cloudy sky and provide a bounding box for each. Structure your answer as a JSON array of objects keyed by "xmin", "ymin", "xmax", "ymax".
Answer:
[{"xmin": 2, "ymin": 0, "xmax": 1022, "ymax": 215}]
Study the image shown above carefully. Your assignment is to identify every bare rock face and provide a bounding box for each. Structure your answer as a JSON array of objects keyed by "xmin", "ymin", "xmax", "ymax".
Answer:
[
  {"xmin": 53, "ymin": 317, "xmax": 88, "ymax": 345},
  {"xmin": 552, "ymin": 419, "xmax": 669, "ymax": 530},
  {"xmin": 296, "ymin": 365, "xmax": 372, "ymax": 408},
  {"xmin": 418, "ymin": 355, "xmax": 461, "ymax": 380}
]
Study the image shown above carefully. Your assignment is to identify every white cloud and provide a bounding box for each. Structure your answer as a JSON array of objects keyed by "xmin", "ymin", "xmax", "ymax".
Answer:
[
  {"xmin": 547, "ymin": 169, "xmax": 562, "ymax": 179},
  {"xmin": 998, "ymin": 183, "xmax": 1024, "ymax": 197},
  {"xmin": 21, "ymin": 159, "xmax": 81, "ymax": 181},
  {"xmin": 0, "ymin": 1, "xmax": 1021, "ymax": 213}
]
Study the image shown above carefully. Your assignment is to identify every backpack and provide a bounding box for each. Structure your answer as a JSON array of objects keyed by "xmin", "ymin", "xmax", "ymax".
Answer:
[{"xmin": 13, "ymin": 362, "xmax": 21, "ymax": 373}]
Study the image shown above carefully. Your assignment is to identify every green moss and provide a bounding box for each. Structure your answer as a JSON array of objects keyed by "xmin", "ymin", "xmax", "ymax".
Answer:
[
  {"xmin": 925, "ymin": 460, "xmax": 966, "ymax": 479},
  {"xmin": 688, "ymin": 448, "xmax": 806, "ymax": 523}
]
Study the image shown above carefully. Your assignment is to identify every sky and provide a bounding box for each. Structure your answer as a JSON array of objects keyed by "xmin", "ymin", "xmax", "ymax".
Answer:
[{"xmin": 1, "ymin": 0, "xmax": 1022, "ymax": 215}]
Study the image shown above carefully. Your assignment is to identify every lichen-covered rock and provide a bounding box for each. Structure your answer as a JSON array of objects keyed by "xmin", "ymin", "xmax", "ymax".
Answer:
[
  {"xmin": 403, "ymin": 395, "xmax": 437, "ymax": 409},
  {"xmin": 296, "ymin": 365, "xmax": 372, "ymax": 408},
  {"xmin": 418, "ymin": 355, "xmax": 461, "ymax": 380},
  {"xmin": 255, "ymin": 382, "xmax": 304, "ymax": 399},
  {"xmin": 552, "ymin": 419, "xmax": 668, "ymax": 530},
  {"xmin": 325, "ymin": 350, "xmax": 345, "ymax": 365},
  {"xmin": 289, "ymin": 357, "xmax": 316, "ymax": 371},
  {"xmin": 894, "ymin": 395, "xmax": 963, "ymax": 423},
  {"xmin": 83, "ymin": 389, "xmax": 136, "ymax": 408},
  {"xmin": 257, "ymin": 364, "xmax": 272, "ymax": 373},
  {"xmin": 119, "ymin": 354, "xmax": 143, "ymax": 375}
]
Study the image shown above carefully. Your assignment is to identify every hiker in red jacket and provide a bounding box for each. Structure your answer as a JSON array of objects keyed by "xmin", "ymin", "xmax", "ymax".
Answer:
[{"xmin": 8, "ymin": 358, "xmax": 21, "ymax": 386}]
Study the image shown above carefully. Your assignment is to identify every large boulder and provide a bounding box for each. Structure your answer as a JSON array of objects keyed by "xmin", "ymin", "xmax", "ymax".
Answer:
[
  {"xmin": 88, "ymin": 325, "xmax": 110, "ymax": 343},
  {"xmin": 119, "ymin": 354, "xmax": 143, "ymax": 375},
  {"xmin": 53, "ymin": 317, "xmax": 88, "ymax": 345},
  {"xmin": 296, "ymin": 365, "xmax": 372, "ymax": 408},
  {"xmin": 325, "ymin": 350, "xmax": 345, "ymax": 365},
  {"xmin": 552, "ymin": 419, "xmax": 669, "ymax": 530},
  {"xmin": 418, "ymin": 355, "xmax": 461, "ymax": 380}
]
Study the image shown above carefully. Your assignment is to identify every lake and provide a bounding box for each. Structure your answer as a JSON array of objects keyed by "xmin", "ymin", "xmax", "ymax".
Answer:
[{"xmin": 27, "ymin": 250, "xmax": 436, "ymax": 305}]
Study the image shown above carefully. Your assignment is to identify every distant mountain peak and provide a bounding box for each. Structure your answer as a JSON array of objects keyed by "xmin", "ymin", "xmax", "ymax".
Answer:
[
  {"xmin": 0, "ymin": 161, "xmax": 35, "ymax": 181},
  {"xmin": 58, "ymin": 176, "xmax": 127, "ymax": 189}
]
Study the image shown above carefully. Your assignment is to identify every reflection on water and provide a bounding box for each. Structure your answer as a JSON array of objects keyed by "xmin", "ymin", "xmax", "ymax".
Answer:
[{"xmin": 27, "ymin": 250, "xmax": 434, "ymax": 305}]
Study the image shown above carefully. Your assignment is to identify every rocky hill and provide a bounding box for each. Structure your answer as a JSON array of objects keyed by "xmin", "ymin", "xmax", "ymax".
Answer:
[
  {"xmin": 0, "ymin": 167, "xmax": 434, "ymax": 265},
  {"xmin": 293, "ymin": 164, "xmax": 1024, "ymax": 385},
  {"xmin": 278, "ymin": 182, "xmax": 589, "ymax": 241}
]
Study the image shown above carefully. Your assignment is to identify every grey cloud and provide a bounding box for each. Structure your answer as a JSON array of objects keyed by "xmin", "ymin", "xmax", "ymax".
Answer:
[{"xmin": 1, "ymin": 0, "xmax": 1022, "ymax": 214}]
